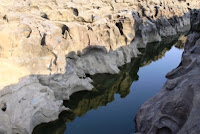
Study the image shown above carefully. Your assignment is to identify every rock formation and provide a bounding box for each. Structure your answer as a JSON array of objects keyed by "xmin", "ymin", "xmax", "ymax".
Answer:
[
  {"xmin": 0, "ymin": 0, "xmax": 199, "ymax": 133},
  {"xmin": 135, "ymin": 9, "xmax": 200, "ymax": 134},
  {"xmin": 0, "ymin": 0, "xmax": 199, "ymax": 89},
  {"xmin": 33, "ymin": 37, "xmax": 182, "ymax": 134},
  {"xmin": 0, "ymin": 77, "xmax": 67, "ymax": 134}
]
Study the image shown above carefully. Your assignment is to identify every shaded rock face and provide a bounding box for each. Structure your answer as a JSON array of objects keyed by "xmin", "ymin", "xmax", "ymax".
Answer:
[
  {"xmin": 0, "ymin": 0, "xmax": 199, "ymax": 133},
  {"xmin": 0, "ymin": 26, "xmax": 185, "ymax": 134},
  {"xmin": 32, "ymin": 37, "xmax": 181, "ymax": 134},
  {"xmin": 0, "ymin": 77, "xmax": 67, "ymax": 134},
  {"xmin": 0, "ymin": 0, "xmax": 199, "ymax": 89},
  {"xmin": 135, "ymin": 10, "xmax": 200, "ymax": 134},
  {"xmin": 65, "ymin": 12, "xmax": 191, "ymax": 79}
]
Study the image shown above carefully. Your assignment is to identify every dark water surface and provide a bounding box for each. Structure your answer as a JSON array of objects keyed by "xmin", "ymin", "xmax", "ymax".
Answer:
[
  {"xmin": 65, "ymin": 48, "xmax": 183, "ymax": 134},
  {"xmin": 33, "ymin": 40, "xmax": 184, "ymax": 134}
]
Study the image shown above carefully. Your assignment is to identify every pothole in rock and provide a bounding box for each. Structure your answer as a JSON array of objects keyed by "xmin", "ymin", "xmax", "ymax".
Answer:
[
  {"xmin": 72, "ymin": 8, "xmax": 79, "ymax": 16},
  {"xmin": 156, "ymin": 127, "xmax": 172, "ymax": 134},
  {"xmin": 1, "ymin": 102, "xmax": 7, "ymax": 112}
]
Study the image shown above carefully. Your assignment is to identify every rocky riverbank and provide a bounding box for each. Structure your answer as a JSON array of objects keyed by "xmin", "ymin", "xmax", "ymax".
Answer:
[
  {"xmin": 0, "ymin": 0, "xmax": 199, "ymax": 89},
  {"xmin": 33, "ymin": 35, "xmax": 185, "ymax": 134},
  {"xmin": 135, "ymin": 9, "xmax": 200, "ymax": 134},
  {"xmin": 0, "ymin": 0, "xmax": 199, "ymax": 133}
]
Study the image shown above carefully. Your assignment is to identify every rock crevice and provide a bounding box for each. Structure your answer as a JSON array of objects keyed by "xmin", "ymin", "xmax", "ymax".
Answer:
[
  {"xmin": 135, "ymin": 9, "xmax": 200, "ymax": 134},
  {"xmin": 0, "ymin": 0, "xmax": 199, "ymax": 133}
]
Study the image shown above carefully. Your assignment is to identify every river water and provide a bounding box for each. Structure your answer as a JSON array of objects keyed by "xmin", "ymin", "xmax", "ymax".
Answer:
[{"xmin": 33, "ymin": 39, "xmax": 184, "ymax": 134}]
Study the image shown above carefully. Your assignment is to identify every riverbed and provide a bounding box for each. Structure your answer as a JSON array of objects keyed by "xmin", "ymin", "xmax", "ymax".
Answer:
[{"xmin": 33, "ymin": 40, "xmax": 184, "ymax": 134}]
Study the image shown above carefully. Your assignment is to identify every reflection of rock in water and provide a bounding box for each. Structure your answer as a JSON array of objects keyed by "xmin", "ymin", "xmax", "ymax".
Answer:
[
  {"xmin": 174, "ymin": 35, "xmax": 187, "ymax": 49},
  {"xmin": 32, "ymin": 36, "xmax": 184, "ymax": 134},
  {"xmin": 135, "ymin": 10, "xmax": 200, "ymax": 134},
  {"xmin": 32, "ymin": 120, "xmax": 66, "ymax": 134}
]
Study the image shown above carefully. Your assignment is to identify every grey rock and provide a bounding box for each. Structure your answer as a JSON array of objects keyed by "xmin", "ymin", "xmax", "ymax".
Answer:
[
  {"xmin": 140, "ymin": 19, "xmax": 162, "ymax": 44},
  {"xmin": 38, "ymin": 73, "xmax": 93, "ymax": 100},
  {"xmin": 0, "ymin": 76, "xmax": 67, "ymax": 134},
  {"xmin": 0, "ymin": 7, "xmax": 196, "ymax": 134},
  {"xmin": 135, "ymin": 10, "xmax": 200, "ymax": 134},
  {"xmin": 66, "ymin": 13, "xmax": 192, "ymax": 77}
]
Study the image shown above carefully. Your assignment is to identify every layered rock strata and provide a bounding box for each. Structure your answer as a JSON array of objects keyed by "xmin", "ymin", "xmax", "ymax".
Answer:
[
  {"xmin": 0, "ymin": 0, "xmax": 199, "ymax": 134},
  {"xmin": 135, "ymin": 9, "xmax": 200, "ymax": 134}
]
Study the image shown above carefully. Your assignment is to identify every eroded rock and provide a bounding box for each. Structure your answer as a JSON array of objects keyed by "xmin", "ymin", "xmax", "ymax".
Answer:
[
  {"xmin": 135, "ymin": 10, "xmax": 200, "ymax": 134},
  {"xmin": 0, "ymin": 76, "xmax": 67, "ymax": 134},
  {"xmin": 0, "ymin": 0, "xmax": 199, "ymax": 89},
  {"xmin": 0, "ymin": 0, "xmax": 199, "ymax": 133}
]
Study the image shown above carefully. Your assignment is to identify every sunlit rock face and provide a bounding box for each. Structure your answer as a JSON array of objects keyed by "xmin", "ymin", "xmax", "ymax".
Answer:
[
  {"xmin": 0, "ymin": 0, "xmax": 199, "ymax": 89},
  {"xmin": 0, "ymin": 0, "xmax": 199, "ymax": 133},
  {"xmin": 32, "ymin": 35, "xmax": 183, "ymax": 134},
  {"xmin": 135, "ymin": 10, "xmax": 200, "ymax": 134}
]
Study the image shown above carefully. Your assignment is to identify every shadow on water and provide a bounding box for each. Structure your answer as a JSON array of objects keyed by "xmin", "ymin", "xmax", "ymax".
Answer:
[{"xmin": 32, "ymin": 35, "xmax": 185, "ymax": 134}]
